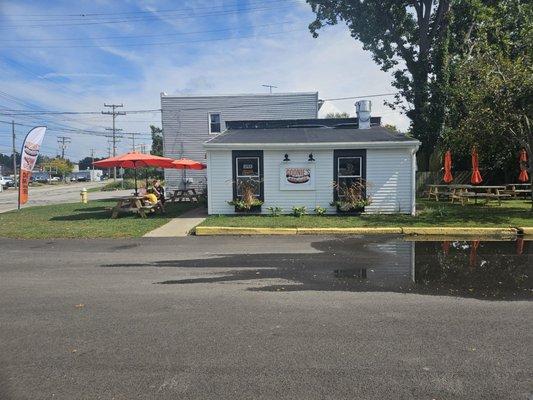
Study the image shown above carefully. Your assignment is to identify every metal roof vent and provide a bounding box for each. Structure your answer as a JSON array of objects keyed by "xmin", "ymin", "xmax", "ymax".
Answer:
[{"xmin": 356, "ymin": 100, "xmax": 372, "ymax": 129}]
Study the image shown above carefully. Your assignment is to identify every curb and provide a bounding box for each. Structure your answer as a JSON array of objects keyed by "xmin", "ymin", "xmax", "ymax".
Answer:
[
  {"xmin": 195, "ymin": 226, "xmax": 297, "ymax": 235},
  {"xmin": 195, "ymin": 226, "xmax": 525, "ymax": 237},
  {"xmin": 296, "ymin": 227, "xmax": 403, "ymax": 235},
  {"xmin": 401, "ymin": 227, "xmax": 518, "ymax": 236}
]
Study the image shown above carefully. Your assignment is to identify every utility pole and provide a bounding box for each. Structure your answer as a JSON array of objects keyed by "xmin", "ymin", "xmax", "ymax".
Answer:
[
  {"xmin": 102, "ymin": 103, "xmax": 125, "ymax": 181},
  {"xmin": 57, "ymin": 136, "xmax": 71, "ymax": 159},
  {"xmin": 262, "ymin": 84, "xmax": 277, "ymax": 94},
  {"xmin": 12, "ymin": 120, "xmax": 17, "ymax": 189},
  {"xmin": 90, "ymin": 148, "xmax": 95, "ymax": 172},
  {"xmin": 129, "ymin": 132, "xmax": 137, "ymax": 152}
]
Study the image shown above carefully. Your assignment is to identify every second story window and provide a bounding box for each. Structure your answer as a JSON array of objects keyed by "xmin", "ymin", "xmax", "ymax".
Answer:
[{"xmin": 209, "ymin": 113, "xmax": 221, "ymax": 134}]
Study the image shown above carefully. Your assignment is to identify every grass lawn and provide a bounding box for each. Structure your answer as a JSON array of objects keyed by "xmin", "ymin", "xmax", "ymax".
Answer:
[
  {"xmin": 0, "ymin": 199, "xmax": 202, "ymax": 239},
  {"xmin": 200, "ymin": 199, "xmax": 533, "ymax": 228}
]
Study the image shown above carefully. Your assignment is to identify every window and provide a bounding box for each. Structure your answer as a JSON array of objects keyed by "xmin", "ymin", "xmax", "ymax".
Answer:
[
  {"xmin": 235, "ymin": 157, "xmax": 260, "ymax": 196},
  {"xmin": 209, "ymin": 113, "xmax": 221, "ymax": 134},
  {"xmin": 333, "ymin": 150, "xmax": 366, "ymax": 200},
  {"xmin": 232, "ymin": 150, "xmax": 264, "ymax": 200}
]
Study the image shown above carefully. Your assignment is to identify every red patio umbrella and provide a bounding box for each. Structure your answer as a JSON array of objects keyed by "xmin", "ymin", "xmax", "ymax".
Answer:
[
  {"xmin": 518, "ymin": 148, "xmax": 529, "ymax": 183},
  {"xmin": 171, "ymin": 158, "xmax": 207, "ymax": 189},
  {"xmin": 93, "ymin": 152, "xmax": 176, "ymax": 196},
  {"xmin": 470, "ymin": 147, "xmax": 483, "ymax": 185},
  {"xmin": 443, "ymin": 150, "xmax": 453, "ymax": 183}
]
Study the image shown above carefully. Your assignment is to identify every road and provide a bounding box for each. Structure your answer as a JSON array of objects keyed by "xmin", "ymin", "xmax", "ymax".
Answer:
[
  {"xmin": 0, "ymin": 235, "xmax": 530, "ymax": 399},
  {"xmin": 0, "ymin": 181, "xmax": 133, "ymax": 213}
]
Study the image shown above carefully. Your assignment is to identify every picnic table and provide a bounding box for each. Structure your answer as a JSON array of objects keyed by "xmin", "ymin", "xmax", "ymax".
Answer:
[
  {"xmin": 451, "ymin": 185, "xmax": 510, "ymax": 206},
  {"xmin": 111, "ymin": 196, "xmax": 165, "ymax": 219},
  {"xmin": 427, "ymin": 184, "xmax": 471, "ymax": 201},
  {"xmin": 170, "ymin": 188, "xmax": 201, "ymax": 203},
  {"xmin": 503, "ymin": 183, "xmax": 532, "ymax": 199}
]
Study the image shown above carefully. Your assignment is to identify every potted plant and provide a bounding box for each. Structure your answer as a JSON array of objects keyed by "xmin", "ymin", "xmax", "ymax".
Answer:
[
  {"xmin": 227, "ymin": 179, "xmax": 263, "ymax": 213},
  {"xmin": 332, "ymin": 180, "xmax": 372, "ymax": 215}
]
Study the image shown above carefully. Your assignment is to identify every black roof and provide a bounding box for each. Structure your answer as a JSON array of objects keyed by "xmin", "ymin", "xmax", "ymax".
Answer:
[
  {"xmin": 225, "ymin": 117, "xmax": 382, "ymax": 130},
  {"xmin": 207, "ymin": 125, "xmax": 415, "ymax": 145}
]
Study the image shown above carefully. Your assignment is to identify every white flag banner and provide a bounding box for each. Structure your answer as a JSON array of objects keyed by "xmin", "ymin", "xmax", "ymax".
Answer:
[{"xmin": 19, "ymin": 126, "xmax": 47, "ymax": 206}]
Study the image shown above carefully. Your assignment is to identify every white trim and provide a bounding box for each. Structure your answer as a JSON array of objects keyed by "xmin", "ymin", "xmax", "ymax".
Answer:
[
  {"xmin": 207, "ymin": 151, "xmax": 212, "ymax": 214},
  {"xmin": 161, "ymin": 91, "xmax": 318, "ymax": 98},
  {"xmin": 205, "ymin": 141, "xmax": 421, "ymax": 150},
  {"xmin": 208, "ymin": 112, "xmax": 222, "ymax": 135},
  {"xmin": 411, "ymin": 148, "xmax": 417, "ymax": 216}
]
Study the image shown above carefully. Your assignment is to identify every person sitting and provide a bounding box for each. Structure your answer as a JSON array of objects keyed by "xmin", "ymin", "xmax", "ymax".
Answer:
[
  {"xmin": 143, "ymin": 188, "xmax": 158, "ymax": 206},
  {"xmin": 152, "ymin": 179, "xmax": 165, "ymax": 204},
  {"xmin": 138, "ymin": 182, "xmax": 147, "ymax": 197}
]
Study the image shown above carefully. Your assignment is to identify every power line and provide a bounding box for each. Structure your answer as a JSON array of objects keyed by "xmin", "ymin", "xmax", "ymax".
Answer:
[
  {"xmin": 0, "ymin": 93, "xmax": 399, "ymax": 116},
  {"xmin": 0, "ymin": 2, "xmax": 297, "ymax": 29},
  {"xmin": 1, "ymin": 28, "xmax": 306, "ymax": 49},
  {"xmin": 2, "ymin": 0, "xmax": 290, "ymax": 18},
  {"xmin": 0, "ymin": 20, "xmax": 296, "ymax": 43}
]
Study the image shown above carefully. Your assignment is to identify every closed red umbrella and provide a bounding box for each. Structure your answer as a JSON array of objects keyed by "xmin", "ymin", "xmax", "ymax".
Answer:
[
  {"xmin": 518, "ymin": 148, "xmax": 529, "ymax": 183},
  {"xmin": 443, "ymin": 150, "xmax": 453, "ymax": 183},
  {"xmin": 470, "ymin": 147, "xmax": 483, "ymax": 185},
  {"xmin": 93, "ymin": 152, "xmax": 176, "ymax": 195}
]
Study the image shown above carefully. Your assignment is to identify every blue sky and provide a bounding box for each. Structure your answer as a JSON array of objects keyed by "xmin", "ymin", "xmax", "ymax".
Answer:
[{"xmin": 0, "ymin": 0, "xmax": 409, "ymax": 161}]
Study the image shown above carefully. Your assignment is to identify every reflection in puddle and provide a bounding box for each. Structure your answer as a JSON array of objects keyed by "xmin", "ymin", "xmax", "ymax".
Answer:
[
  {"xmin": 160, "ymin": 238, "xmax": 531, "ymax": 300},
  {"xmin": 98, "ymin": 237, "xmax": 532, "ymax": 300}
]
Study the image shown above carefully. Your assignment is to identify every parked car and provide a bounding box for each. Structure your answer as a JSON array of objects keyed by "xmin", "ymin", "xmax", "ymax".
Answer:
[
  {"xmin": 0, "ymin": 176, "xmax": 15, "ymax": 188},
  {"xmin": 50, "ymin": 176, "xmax": 60, "ymax": 182}
]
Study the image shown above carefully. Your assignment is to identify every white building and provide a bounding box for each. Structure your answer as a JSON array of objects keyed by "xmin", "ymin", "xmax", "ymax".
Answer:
[
  {"xmin": 205, "ymin": 101, "xmax": 420, "ymax": 215},
  {"xmin": 160, "ymin": 92, "xmax": 319, "ymax": 191}
]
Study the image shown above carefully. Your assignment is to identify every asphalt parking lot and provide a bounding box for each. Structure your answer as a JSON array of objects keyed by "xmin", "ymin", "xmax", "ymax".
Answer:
[{"xmin": 0, "ymin": 236, "xmax": 531, "ymax": 399}]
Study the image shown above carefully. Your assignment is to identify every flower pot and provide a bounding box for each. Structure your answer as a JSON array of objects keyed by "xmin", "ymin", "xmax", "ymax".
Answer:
[
  {"xmin": 336, "ymin": 205, "xmax": 365, "ymax": 215},
  {"xmin": 234, "ymin": 204, "xmax": 262, "ymax": 214}
]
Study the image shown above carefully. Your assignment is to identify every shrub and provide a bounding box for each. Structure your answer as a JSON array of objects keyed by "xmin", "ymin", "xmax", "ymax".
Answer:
[
  {"xmin": 314, "ymin": 206, "xmax": 327, "ymax": 216},
  {"xmin": 101, "ymin": 180, "xmax": 137, "ymax": 191},
  {"xmin": 292, "ymin": 206, "xmax": 307, "ymax": 217},
  {"xmin": 332, "ymin": 179, "xmax": 372, "ymax": 211},
  {"xmin": 267, "ymin": 206, "xmax": 283, "ymax": 216},
  {"xmin": 227, "ymin": 179, "xmax": 263, "ymax": 210}
]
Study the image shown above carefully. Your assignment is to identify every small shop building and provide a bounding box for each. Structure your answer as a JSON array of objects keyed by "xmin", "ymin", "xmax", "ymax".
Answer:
[{"xmin": 204, "ymin": 101, "xmax": 420, "ymax": 215}]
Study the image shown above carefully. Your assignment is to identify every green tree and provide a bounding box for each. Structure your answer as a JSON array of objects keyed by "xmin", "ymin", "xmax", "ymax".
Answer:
[
  {"xmin": 307, "ymin": 0, "xmax": 452, "ymax": 169},
  {"xmin": 44, "ymin": 158, "xmax": 73, "ymax": 181},
  {"xmin": 78, "ymin": 156, "xmax": 103, "ymax": 171},
  {"xmin": 442, "ymin": 0, "xmax": 532, "ymax": 196},
  {"xmin": 150, "ymin": 125, "xmax": 163, "ymax": 156}
]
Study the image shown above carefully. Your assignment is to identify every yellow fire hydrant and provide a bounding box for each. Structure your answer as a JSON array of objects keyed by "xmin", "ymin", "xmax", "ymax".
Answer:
[{"xmin": 80, "ymin": 188, "xmax": 88, "ymax": 204}]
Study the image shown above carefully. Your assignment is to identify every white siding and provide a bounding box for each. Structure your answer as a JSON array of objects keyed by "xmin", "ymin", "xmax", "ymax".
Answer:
[
  {"xmin": 207, "ymin": 146, "xmax": 417, "ymax": 215},
  {"xmin": 263, "ymin": 151, "xmax": 334, "ymax": 214},
  {"xmin": 366, "ymin": 148, "xmax": 414, "ymax": 214},
  {"xmin": 161, "ymin": 92, "xmax": 318, "ymax": 191},
  {"xmin": 206, "ymin": 150, "xmax": 234, "ymax": 215}
]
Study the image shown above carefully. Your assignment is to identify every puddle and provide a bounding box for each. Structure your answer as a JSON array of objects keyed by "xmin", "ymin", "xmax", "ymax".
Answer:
[{"xmin": 154, "ymin": 238, "xmax": 532, "ymax": 300}]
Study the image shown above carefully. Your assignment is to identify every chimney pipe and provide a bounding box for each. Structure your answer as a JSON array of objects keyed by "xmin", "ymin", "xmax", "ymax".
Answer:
[{"xmin": 356, "ymin": 100, "xmax": 372, "ymax": 129}]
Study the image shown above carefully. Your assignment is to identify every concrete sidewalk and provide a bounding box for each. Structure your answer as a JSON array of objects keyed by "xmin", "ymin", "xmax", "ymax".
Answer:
[{"xmin": 143, "ymin": 206, "xmax": 207, "ymax": 237}]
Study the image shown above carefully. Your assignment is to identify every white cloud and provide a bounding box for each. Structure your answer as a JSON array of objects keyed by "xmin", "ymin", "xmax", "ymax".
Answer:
[{"xmin": 0, "ymin": 1, "xmax": 411, "ymax": 159}]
